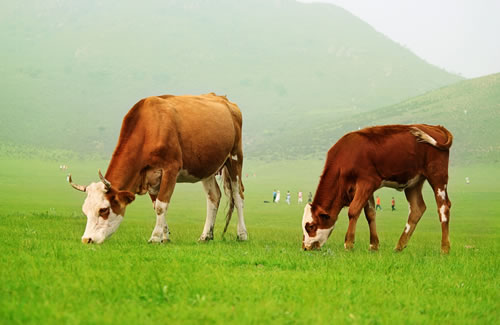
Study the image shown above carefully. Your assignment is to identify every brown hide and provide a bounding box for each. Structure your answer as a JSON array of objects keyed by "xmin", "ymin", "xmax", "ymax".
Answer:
[
  {"xmin": 104, "ymin": 93, "xmax": 243, "ymax": 196},
  {"xmin": 307, "ymin": 124, "xmax": 453, "ymax": 252}
]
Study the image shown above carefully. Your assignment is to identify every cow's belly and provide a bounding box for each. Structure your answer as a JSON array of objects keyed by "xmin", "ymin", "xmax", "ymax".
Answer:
[
  {"xmin": 176, "ymin": 169, "xmax": 203, "ymax": 183},
  {"xmin": 380, "ymin": 175, "xmax": 422, "ymax": 191}
]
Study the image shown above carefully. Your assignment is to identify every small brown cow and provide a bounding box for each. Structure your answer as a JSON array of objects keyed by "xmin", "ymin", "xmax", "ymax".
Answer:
[
  {"xmin": 69, "ymin": 93, "xmax": 247, "ymax": 244},
  {"xmin": 302, "ymin": 124, "xmax": 453, "ymax": 253}
]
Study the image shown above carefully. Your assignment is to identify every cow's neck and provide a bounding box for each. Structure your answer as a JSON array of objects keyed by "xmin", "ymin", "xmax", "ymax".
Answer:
[
  {"xmin": 312, "ymin": 166, "xmax": 343, "ymax": 219},
  {"xmin": 105, "ymin": 146, "xmax": 143, "ymax": 193}
]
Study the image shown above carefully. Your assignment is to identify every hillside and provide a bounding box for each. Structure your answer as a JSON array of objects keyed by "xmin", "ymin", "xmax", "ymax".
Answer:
[
  {"xmin": 0, "ymin": 0, "xmax": 460, "ymax": 158},
  {"xmin": 287, "ymin": 73, "xmax": 500, "ymax": 164}
]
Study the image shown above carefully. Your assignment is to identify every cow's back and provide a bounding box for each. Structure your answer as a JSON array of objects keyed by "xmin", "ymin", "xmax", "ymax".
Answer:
[
  {"xmin": 327, "ymin": 125, "xmax": 450, "ymax": 184},
  {"xmin": 121, "ymin": 93, "xmax": 242, "ymax": 179}
]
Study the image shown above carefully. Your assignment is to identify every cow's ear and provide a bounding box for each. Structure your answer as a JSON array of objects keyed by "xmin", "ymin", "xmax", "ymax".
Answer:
[{"xmin": 117, "ymin": 191, "xmax": 135, "ymax": 205}]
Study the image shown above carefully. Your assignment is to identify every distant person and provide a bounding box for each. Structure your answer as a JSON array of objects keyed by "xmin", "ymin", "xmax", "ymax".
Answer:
[
  {"xmin": 465, "ymin": 177, "xmax": 470, "ymax": 184},
  {"xmin": 298, "ymin": 191, "xmax": 303, "ymax": 204},
  {"xmin": 308, "ymin": 192, "xmax": 313, "ymax": 204},
  {"xmin": 376, "ymin": 196, "xmax": 382, "ymax": 210},
  {"xmin": 286, "ymin": 191, "xmax": 291, "ymax": 205},
  {"xmin": 275, "ymin": 190, "xmax": 281, "ymax": 203},
  {"xmin": 272, "ymin": 189, "xmax": 277, "ymax": 203},
  {"xmin": 391, "ymin": 197, "xmax": 395, "ymax": 211}
]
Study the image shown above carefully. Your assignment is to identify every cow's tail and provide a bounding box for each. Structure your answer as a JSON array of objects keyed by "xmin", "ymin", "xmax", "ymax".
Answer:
[
  {"xmin": 221, "ymin": 165, "xmax": 235, "ymax": 238},
  {"xmin": 410, "ymin": 125, "xmax": 453, "ymax": 151}
]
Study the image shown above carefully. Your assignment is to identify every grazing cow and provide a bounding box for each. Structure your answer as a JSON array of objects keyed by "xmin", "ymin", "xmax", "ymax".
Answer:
[
  {"xmin": 68, "ymin": 93, "xmax": 247, "ymax": 244},
  {"xmin": 302, "ymin": 124, "xmax": 453, "ymax": 253}
]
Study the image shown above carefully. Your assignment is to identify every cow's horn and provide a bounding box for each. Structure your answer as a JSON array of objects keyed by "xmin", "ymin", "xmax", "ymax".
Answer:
[
  {"xmin": 98, "ymin": 169, "xmax": 112, "ymax": 191},
  {"xmin": 67, "ymin": 174, "xmax": 86, "ymax": 192}
]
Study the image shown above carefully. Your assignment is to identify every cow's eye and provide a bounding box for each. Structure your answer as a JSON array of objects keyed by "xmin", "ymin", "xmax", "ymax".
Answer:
[
  {"xmin": 99, "ymin": 207, "xmax": 109, "ymax": 215},
  {"xmin": 305, "ymin": 223, "xmax": 316, "ymax": 233}
]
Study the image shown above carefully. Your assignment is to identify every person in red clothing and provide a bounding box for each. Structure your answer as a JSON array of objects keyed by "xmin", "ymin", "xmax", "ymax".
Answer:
[
  {"xmin": 391, "ymin": 197, "xmax": 396, "ymax": 211},
  {"xmin": 376, "ymin": 195, "xmax": 382, "ymax": 210}
]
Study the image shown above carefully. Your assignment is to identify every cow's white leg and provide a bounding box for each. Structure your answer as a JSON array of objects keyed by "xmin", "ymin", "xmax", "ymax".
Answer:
[
  {"xmin": 199, "ymin": 176, "xmax": 221, "ymax": 241},
  {"xmin": 148, "ymin": 166, "xmax": 179, "ymax": 243},
  {"xmin": 149, "ymin": 200, "xmax": 170, "ymax": 243},
  {"xmin": 232, "ymin": 177, "xmax": 248, "ymax": 241}
]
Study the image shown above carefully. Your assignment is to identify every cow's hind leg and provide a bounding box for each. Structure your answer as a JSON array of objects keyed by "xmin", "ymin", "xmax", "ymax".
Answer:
[
  {"xmin": 148, "ymin": 166, "xmax": 178, "ymax": 243},
  {"xmin": 199, "ymin": 176, "xmax": 221, "ymax": 241},
  {"xmin": 222, "ymin": 154, "xmax": 248, "ymax": 240},
  {"xmin": 395, "ymin": 178, "xmax": 426, "ymax": 251},
  {"xmin": 364, "ymin": 195, "xmax": 379, "ymax": 251},
  {"xmin": 427, "ymin": 176, "xmax": 452, "ymax": 254},
  {"xmin": 345, "ymin": 183, "xmax": 375, "ymax": 250}
]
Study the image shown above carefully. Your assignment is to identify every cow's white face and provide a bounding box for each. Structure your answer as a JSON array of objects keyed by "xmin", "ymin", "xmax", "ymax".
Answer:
[
  {"xmin": 68, "ymin": 172, "xmax": 135, "ymax": 244},
  {"xmin": 80, "ymin": 182, "xmax": 122, "ymax": 244},
  {"xmin": 302, "ymin": 204, "xmax": 335, "ymax": 250},
  {"xmin": 79, "ymin": 182, "xmax": 135, "ymax": 244}
]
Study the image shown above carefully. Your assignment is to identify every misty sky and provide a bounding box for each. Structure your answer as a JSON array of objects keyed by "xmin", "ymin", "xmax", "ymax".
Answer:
[{"xmin": 299, "ymin": 0, "xmax": 500, "ymax": 78}]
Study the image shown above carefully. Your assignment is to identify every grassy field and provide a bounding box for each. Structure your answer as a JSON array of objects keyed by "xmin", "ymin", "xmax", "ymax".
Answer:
[{"xmin": 0, "ymin": 158, "xmax": 498, "ymax": 324}]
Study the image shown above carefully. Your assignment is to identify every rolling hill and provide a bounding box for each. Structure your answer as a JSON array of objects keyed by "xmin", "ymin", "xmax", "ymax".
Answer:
[
  {"xmin": 0, "ymin": 0, "xmax": 461, "ymax": 157},
  {"xmin": 285, "ymin": 73, "xmax": 500, "ymax": 164}
]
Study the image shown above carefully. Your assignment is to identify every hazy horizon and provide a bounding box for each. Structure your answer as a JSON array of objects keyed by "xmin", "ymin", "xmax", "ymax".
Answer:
[{"xmin": 299, "ymin": 0, "xmax": 500, "ymax": 78}]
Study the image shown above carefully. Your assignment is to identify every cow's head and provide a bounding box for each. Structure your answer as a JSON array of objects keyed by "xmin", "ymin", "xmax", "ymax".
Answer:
[
  {"xmin": 68, "ymin": 170, "xmax": 135, "ymax": 244},
  {"xmin": 302, "ymin": 204, "xmax": 335, "ymax": 250}
]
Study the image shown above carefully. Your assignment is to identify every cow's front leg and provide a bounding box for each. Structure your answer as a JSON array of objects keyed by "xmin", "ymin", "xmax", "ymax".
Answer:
[
  {"xmin": 148, "ymin": 166, "xmax": 178, "ymax": 243},
  {"xmin": 345, "ymin": 183, "xmax": 375, "ymax": 250},
  {"xmin": 199, "ymin": 176, "xmax": 221, "ymax": 241},
  {"xmin": 364, "ymin": 196, "xmax": 379, "ymax": 251},
  {"xmin": 149, "ymin": 200, "xmax": 170, "ymax": 243}
]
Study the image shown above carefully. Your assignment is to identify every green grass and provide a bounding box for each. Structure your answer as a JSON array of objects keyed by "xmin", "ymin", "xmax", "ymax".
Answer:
[{"xmin": 0, "ymin": 158, "xmax": 498, "ymax": 324}]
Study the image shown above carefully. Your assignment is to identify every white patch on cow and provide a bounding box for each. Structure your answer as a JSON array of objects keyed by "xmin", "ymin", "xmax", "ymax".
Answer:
[
  {"xmin": 231, "ymin": 154, "xmax": 238, "ymax": 161},
  {"xmin": 405, "ymin": 223, "xmax": 411, "ymax": 234},
  {"xmin": 411, "ymin": 127, "xmax": 438, "ymax": 146},
  {"xmin": 81, "ymin": 182, "xmax": 124, "ymax": 244},
  {"xmin": 368, "ymin": 198, "xmax": 375, "ymax": 210},
  {"xmin": 149, "ymin": 200, "xmax": 169, "ymax": 243},
  {"xmin": 437, "ymin": 188, "xmax": 446, "ymax": 201},
  {"xmin": 440, "ymin": 205, "xmax": 448, "ymax": 223},
  {"xmin": 302, "ymin": 204, "xmax": 334, "ymax": 249}
]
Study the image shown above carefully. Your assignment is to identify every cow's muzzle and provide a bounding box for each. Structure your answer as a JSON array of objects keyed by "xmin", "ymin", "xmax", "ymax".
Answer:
[
  {"xmin": 303, "ymin": 241, "xmax": 321, "ymax": 251},
  {"xmin": 82, "ymin": 237, "xmax": 93, "ymax": 244}
]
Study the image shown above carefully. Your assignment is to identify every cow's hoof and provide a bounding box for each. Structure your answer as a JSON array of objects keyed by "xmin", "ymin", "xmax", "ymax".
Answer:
[
  {"xmin": 344, "ymin": 242, "xmax": 354, "ymax": 250},
  {"xmin": 237, "ymin": 232, "xmax": 248, "ymax": 241},
  {"xmin": 198, "ymin": 235, "xmax": 214, "ymax": 242},
  {"xmin": 148, "ymin": 235, "xmax": 164, "ymax": 244},
  {"xmin": 369, "ymin": 244, "xmax": 379, "ymax": 251}
]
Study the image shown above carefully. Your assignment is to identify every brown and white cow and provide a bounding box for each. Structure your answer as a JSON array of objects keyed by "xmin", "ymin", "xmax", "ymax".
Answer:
[
  {"xmin": 68, "ymin": 93, "xmax": 247, "ymax": 244},
  {"xmin": 302, "ymin": 124, "xmax": 453, "ymax": 253}
]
